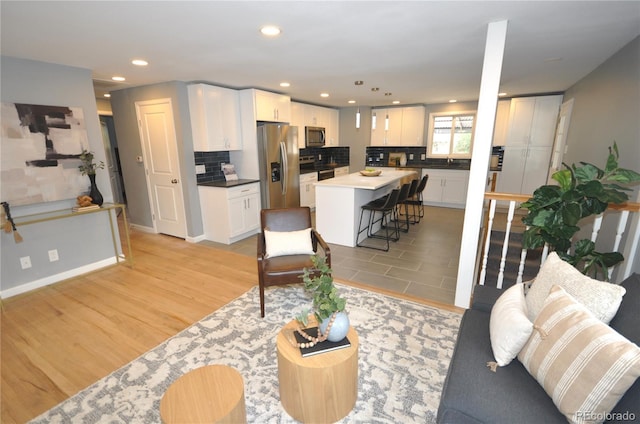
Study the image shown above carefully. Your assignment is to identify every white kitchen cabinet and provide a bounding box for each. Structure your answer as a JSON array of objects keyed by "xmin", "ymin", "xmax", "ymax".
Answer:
[
  {"xmin": 198, "ymin": 182, "xmax": 261, "ymax": 244},
  {"xmin": 291, "ymin": 102, "xmax": 306, "ymax": 148},
  {"xmin": 371, "ymin": 106, "xmax": 424, "ymax": 146},
  {"xmin": 422, "ymin": 169, "xmax": 469, "ymax": 209},
  {"xmin": 497, "ymin": 95, "xmax": 562, "ymax": 195},
  {"xmin": 254, "ymin": 89, "xmax": 291, "ymax": 122},
  {"xmin": 505, "ymin": 95, "xmax": 562, "ymax": 147},
  {"xmin": 492, "ymin": 100, "xmax": 510, "ymax": 146},
  {"xmin": 334, "ymin": 166, "xmax": 350, "ymax": 177},
  {"xmin": 299, "ymin": 172, "xmax": 318, "ymax": 209},
  {"xmin": 324, "ymin": 108, "xmax": 340, "ymax": 146},
  {"xmin": 188, "ymin": 84, "xmax": 242, "ymax": 151},
  {"xmin": 399, "ymin": 105, "xmax": 425, "ymax": 146},
  {"xmin": 498, "ymin": 146, "xmax": 553, "ymax": 195},
  {"xmin": 371, "ymin": 108, "xmax": 402, "ymax": 146}
]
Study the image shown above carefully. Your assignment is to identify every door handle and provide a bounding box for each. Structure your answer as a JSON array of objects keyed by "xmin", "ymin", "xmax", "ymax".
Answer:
[{"xmin": 171, "ymin": 178, "xmax": 178, "ymax": 184}]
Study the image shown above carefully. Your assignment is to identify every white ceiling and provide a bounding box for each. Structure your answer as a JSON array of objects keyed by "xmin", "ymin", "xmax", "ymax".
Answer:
[{"xmin": 1, "ymin": 1, "xmax": 639, "ymax": 108}]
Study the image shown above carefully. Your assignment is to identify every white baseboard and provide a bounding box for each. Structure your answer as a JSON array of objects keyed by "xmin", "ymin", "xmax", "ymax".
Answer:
[
  {"xmin": 0, "ymin": 256, "xmax": 119, "ymax": 299},
  {"xmin": 130, "ymin": 223, "xmax": 155, "ymax": 233},
  {"xmin": 187, "ymin": 234, "xmax": 206, "ymax": 243}
]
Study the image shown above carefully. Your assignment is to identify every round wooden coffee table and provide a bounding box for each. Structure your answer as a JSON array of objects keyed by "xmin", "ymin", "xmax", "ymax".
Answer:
[
  {"xmin": 159, "ymin": 364, "xmax": 246, "ymax": 424},
  {"xmin": 276, "ymin": 319, "xmax": 359, "ymax": 423}
]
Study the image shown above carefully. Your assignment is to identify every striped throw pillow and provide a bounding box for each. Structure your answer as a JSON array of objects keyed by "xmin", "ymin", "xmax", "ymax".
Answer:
[{"xmin": 518, "ymin": 285, "xmax": 640, "ymax": 424}]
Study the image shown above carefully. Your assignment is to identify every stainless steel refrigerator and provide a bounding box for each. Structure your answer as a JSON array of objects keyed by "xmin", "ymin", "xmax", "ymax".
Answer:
[{"xmin": 257, "ymin": 123, "xmax": 300, "ymax": 209}]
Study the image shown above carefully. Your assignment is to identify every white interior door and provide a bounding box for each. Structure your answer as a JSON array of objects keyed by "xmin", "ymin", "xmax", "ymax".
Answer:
[
  {"xmin": 136, "ymin": 99, "xmax": 187, "ymax": 238},
  {"xmin": 547, "ymin": 99, "xmax": 574, "ymax": 183}
]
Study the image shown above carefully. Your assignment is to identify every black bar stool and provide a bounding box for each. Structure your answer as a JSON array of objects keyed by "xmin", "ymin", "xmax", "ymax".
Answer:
[
  {"xmin": 398, "ymin": 179, "xmax": 419, "ymax": 225},
  {"xmin": 409, "ymin": 175, "xmax": 429, "ymax": 222},
  {"xmin": 356, "ymin": 189, "xmax": 401, "ymax": 251},
  {"xmin": 392, "ymin": 183, "xmax": 411, "ymax": 233}
]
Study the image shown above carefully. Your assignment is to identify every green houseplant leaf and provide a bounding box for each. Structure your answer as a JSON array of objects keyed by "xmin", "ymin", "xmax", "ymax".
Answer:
[
  {"xmin": 299, "ymin": 255, "xmax": 346, "ymax": 324},
  {"xmin": 520, "ymin": 142, "xmax": 640, "ymax": 280}
]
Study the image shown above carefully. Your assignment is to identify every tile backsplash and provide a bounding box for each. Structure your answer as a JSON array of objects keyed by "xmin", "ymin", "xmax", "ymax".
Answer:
[{"xmin": 194, "ymin": 151, "xmax": 230, "ymax": 183}]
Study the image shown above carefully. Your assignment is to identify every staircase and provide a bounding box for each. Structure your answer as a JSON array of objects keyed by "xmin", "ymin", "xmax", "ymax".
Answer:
[{"xmin": 481, "ymin": 230, "xmax": 541, "ymax": 289}]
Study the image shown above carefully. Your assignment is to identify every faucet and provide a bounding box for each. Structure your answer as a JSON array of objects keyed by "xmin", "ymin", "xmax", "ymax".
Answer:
[{"xmin": 447, "ymin": 157, "xmax": 452, "ymax": 165}]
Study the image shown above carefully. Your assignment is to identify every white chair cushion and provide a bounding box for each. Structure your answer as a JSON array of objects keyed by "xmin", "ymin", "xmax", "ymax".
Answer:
[{"xmin": 264, "ymin": 228, "xmax": 314, "ymax": 258}]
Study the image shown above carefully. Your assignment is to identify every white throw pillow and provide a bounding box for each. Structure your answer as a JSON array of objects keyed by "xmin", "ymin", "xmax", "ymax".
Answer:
[
  {"xmin": 525, "ymin": 252, "xmax": 625, "ymax": 323},
  {"xmin": 518, "ymin": 285, "xmax": 640, "ymax": 424},
  {"xmin": 489, "ymin": 283, "xmax": 534, "ymax": 366},
  {"xmin": 264, "ymin": 228, "xmax": 314, "ymax": 258}
]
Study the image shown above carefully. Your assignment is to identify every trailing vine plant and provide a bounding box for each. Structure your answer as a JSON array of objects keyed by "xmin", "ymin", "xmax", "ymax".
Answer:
[{"xmin": 521, "ymin": 142, "xmax": 640, "ymax": 280}]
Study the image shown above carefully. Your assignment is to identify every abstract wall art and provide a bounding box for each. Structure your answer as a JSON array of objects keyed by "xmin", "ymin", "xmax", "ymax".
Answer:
[{"xmin": 1, "ymin": 102, "xmax": 90, "ymax": 205}]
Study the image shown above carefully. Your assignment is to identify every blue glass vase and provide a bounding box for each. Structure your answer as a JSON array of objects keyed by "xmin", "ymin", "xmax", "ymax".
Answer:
[{"xmin": 319, "ymin": 311, "xmax": 350, "ymax": 342}]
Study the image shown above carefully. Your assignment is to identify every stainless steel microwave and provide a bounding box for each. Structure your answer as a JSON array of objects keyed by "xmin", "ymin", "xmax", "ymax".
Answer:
[{"xmin": 305, "ymin": 126, "xmax": 325, "ymax": 147}]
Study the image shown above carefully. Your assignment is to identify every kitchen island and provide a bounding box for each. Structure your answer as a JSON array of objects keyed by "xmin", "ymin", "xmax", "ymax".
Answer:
[{"xmin": 315, "ymin": 170, "xmax": 418, "ymax": 247}]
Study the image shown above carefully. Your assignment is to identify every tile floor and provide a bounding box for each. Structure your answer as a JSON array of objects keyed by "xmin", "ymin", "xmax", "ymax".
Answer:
[{"xmin": 201, "ymin": 205, "xmax": 465, "ymax": 305}]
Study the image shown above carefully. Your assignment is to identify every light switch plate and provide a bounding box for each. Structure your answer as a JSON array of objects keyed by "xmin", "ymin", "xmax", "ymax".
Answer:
[{"xmin": 195, "ymin": 164, "xmax": 206, "ymax": 174}]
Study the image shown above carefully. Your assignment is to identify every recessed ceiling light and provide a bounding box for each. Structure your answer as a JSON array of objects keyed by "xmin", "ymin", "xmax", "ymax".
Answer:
[
  {"xmin": 320, "ymin": 93, "xmax": 329, "ymax": 98},
  {"xmin": 103, "ymin": 93, "xmax": 111, "ymax": 98},
  {"xmin": 348, "ymin": 100, "xmax": 356, "ymax": 104},
  {"xmin": 279, "ymin": 82, "xmax": 290, "ymax": 87},
  {"xmin": 498, "ymin": 92, "xmax": 507, "ymax": 97},
  {"xmin": 132, "ymin": 59, "xmax": 148, "ymax": 66},
  {"xmin": 260, "ymin": 25, "xmax": 281, "ymax": 37},
  {"xmin": 392, "ymin": 100, "xmax": 400, "ymax": 104},
  {"xmin": 449, "ymin": 99, "xmax": 457, "ymax": 103},
  {"xmin": 112, "ymin": 76, "xmax": 126, "ymax": 82},
  {"xmin": 371, "ymin": 87, "xmax": 379, "ymax": 92}
]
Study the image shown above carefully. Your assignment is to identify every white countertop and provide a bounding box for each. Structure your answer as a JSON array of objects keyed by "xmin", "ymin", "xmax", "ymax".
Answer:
[{"xmin": 315, "ymin": 170, "xmax": 418, "ymax": 190}]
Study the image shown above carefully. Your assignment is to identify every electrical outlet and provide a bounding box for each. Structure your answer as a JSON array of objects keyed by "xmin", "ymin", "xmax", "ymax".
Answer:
[
  {"xmin": 420, "ymin": 153, "xmax": 426, "ymax": 160},
  {"xmin": 195, "ymin": 164, "xmax": 206, "ymax": 174},
  {"xmin": 220, "ymin": 162, "xmax": 226, "ymax": 170},
  {"xmin": 409, "ymin": 153, "xmax": 414, "ymax": 160},
  {"xmin": 20, "ymin": 256, "xmax": 32, "ymax": 269},
  {"xmin": 379, "ymin": 153, "xmax": 384, "ymax": 159},
  {"xmin": 48, "ymin": 249, "xmax": 59, "ymax": 262},
  {"xmin": 318, "ymin": 154, "xmax": 322, "ymax": 160}
]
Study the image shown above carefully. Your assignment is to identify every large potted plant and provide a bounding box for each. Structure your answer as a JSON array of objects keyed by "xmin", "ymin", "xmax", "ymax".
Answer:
[
  {"xmin": 295, "ymin": 255, "xmax": 349, "ymax": 343},
  {"xmin": 521, "ymin": 143, "xmax": 640, "ymax": 280}
]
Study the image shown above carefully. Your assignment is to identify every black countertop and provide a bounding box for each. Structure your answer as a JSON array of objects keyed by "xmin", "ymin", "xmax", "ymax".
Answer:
[
  {"xmin": 198, "ymin": 179, "xmax": 259, "ymax": 188},
  {"xmin": 367, "ymin": 164, "xmax": 472, "ymax": 171}
]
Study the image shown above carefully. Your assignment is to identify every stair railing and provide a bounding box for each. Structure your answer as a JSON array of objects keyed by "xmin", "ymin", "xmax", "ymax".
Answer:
[{"xmin": 478, "ymin": 192, "xmax": 640, "ymax": 288}]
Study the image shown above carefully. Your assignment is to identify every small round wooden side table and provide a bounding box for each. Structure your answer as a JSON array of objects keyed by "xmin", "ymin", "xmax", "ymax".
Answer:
[
  {"xmin": 276, "ymin": 319, "xmax": 359, "ymax": 423},
  {"xmin": 159, "ymin": 364, "xmax": 246, "ymax": 424}
]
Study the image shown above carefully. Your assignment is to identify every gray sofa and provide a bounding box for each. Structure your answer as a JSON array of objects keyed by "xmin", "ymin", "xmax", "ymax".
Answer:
[{"xmin": 437, "ymin": 273, "xmax": 640, "ymax": 424}]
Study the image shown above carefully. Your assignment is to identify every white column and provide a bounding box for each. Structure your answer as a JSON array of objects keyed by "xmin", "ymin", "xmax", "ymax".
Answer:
[{"xmin": 455, "ymin": 20, "xmax": 508, "ymax": 308}]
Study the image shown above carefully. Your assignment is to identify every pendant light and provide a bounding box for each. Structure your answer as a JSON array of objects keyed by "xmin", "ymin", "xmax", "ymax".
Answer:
[{"xmin": 354, "ymin": 80, "xmax": 363, "ymax": 129}]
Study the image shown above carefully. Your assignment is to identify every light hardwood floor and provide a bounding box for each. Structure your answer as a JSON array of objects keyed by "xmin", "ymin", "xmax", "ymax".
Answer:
[{"xmin": 1, "ymin": 218, "xmax": 462, "ymax": 424}]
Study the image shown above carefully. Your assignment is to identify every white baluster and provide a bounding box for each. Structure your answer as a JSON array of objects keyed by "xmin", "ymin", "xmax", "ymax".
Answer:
[
  {"xmin": 591, "ymin": 214, "xmax": 603, "ymax": 242},
  {"xmin": 609, "ymin": 210, "xmax": 630, "ymax": 280},
  {"xmin": 497, "ymin": 201, "xmax": 516, "ymax": 289},
  {"xmin": 517, "ymin": 227, "xmax": 529, "ymax": 284},
  {"xmin": 479, "ymin": 200, "xmax": 497, "ymax": 286}
]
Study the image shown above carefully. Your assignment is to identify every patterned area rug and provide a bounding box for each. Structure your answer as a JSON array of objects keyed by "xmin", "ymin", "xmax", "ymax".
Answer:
[{"xmin": 30, "ymin": 283, "xmax": 462, "ymax": 423}]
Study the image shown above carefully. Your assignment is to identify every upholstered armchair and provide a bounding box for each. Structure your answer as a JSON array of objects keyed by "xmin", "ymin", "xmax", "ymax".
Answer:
[{"xmin": 257, "ymin": 207, "xmax": 331, "ymax": 317}]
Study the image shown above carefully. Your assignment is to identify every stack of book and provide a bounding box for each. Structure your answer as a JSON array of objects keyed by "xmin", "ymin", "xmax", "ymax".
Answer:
[
  {"xmin": 294, "ymin": 327, "xmax": 351, "ymax": 357},
  {"xmin": 72, "ymin": 204, "xmax": 100, "ymax": 212}
]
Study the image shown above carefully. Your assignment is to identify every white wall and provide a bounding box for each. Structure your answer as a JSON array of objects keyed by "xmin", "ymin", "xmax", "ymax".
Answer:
[
  {"xmin": 562, "ymin": 36, "xmax": 640, "ymax": 276},
  {"xmin": 0, "ymin": 56, "xmax": 119, "ymax": 296}
]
